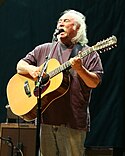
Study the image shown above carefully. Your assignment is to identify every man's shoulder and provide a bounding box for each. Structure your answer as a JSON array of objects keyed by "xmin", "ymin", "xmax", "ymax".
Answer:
[{"xmin": 37, "ymin": 42, "xmax": 52, "ymax": 48}]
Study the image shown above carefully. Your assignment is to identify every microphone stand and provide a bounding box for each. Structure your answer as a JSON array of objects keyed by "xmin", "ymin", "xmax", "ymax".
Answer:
[
  {"xmin": 35, "ymin": 36, "xmax": 59, "ymax": 156},
  {"xmin": 35, "ymin": 55, "xmax": 50, "ymax": 156}
]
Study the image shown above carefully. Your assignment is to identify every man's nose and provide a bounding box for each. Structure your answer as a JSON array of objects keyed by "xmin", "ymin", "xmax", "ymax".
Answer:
[{"xmin": 58, "ymin": 21, "xmax": 65, "ymax": 26}]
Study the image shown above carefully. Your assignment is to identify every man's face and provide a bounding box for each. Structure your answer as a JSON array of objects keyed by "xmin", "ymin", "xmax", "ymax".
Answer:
[{"xmin": 57, "ymin": 13, "xmax": 79, "ymax": 41}]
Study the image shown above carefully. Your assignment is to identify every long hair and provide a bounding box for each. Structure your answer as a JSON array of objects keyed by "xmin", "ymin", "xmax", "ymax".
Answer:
[{"xmin": 61, "ymin": 9, "xmax": 88, "ymax": 46}]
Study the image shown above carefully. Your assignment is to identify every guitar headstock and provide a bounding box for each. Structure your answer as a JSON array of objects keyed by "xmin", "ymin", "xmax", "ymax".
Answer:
[{"xmin": 92, "ymin": 35, "xmax": 117, "ymax": 53}]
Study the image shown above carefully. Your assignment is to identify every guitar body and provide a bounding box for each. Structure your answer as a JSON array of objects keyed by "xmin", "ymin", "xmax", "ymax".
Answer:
[{"xmin": 7, "ymin": 59, "xmax": 70, "ymax": 121}]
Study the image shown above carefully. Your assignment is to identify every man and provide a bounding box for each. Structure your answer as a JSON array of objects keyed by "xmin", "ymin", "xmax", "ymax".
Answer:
[{"xmin": 17, "ymin": 9, "xmax": 104, "ymax": 156}]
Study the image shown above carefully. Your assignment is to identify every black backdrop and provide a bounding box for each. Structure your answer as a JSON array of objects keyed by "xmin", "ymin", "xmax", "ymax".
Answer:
[{"xmin": 0, "ymin": 0, "xmax": 125, "ymax": 148}]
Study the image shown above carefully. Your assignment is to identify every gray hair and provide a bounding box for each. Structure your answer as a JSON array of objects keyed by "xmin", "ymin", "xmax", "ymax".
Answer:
[{"xmin": 61, "ymin": 9, "xmax": 88, "ymax": 46}]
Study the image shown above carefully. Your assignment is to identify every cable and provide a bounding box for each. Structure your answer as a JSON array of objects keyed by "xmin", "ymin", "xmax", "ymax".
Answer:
[
  {"xmin": 0, "ymin": 136, "xmax": 14, "ymax": 156},
  {"xmin": 14, "ymin": 146, "xmax": 24, "ymax": 156}
]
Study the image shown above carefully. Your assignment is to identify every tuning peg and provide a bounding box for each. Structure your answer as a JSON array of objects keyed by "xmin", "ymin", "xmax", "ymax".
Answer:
[{"xmin": 108, "ymin": 47, "xmax": 112, "ymax": 50}]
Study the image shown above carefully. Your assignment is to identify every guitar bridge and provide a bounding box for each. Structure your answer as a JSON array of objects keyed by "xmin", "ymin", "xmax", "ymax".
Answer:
[{"xmin": 24, "ymin": 80, "xmax": 31, "ymax": 97}]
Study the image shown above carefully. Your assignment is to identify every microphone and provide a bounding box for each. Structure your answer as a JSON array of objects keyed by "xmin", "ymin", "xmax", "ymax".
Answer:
[
  {"xmin": 53, "ymin": 29, "xmax": 64, "ymax": 36},
  {"xmin": 52, "ymin": 29, "xmax": 64, "ymax": 41}
]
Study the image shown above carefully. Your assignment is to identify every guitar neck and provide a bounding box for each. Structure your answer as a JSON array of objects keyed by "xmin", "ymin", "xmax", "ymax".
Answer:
[
  {"xmin": 48, "ymin": 35, "xmax": 117, "ymax": 79},
  {"xmin": 49, "ymin": 60, "xmax": 71, "ymax": 78},
  {"xmin": 49, "ymin": 46, "xmax": 94, "ymax": 78}
]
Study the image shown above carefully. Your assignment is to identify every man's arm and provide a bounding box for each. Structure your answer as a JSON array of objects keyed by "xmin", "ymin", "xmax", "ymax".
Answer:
[
  {"xmin": 17, "ymin": 59, "xmax": 40, "ymax": 79},
  {"xmin": 70, "ymin": 57, "xmax": 100, "ymax": 88}
]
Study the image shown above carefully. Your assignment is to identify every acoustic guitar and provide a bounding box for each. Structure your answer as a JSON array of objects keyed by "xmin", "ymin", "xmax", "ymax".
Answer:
[{"xmin": 7, "ymin": 35, "xmax": 117, "ymax": 121}]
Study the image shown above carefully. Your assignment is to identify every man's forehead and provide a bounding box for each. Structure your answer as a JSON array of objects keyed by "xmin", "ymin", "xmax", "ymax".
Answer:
[{"xmin": 59, "ymin": 13, "xmax": 75, "ymax": 20}]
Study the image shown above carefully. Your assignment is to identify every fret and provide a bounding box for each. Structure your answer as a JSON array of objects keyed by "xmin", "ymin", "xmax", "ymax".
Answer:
[
  {"xmin": 80, "ymin": 48, "xmax": 93, "ymax": 58},
  {"xmin": 60, "ymin": 65, "xmax": 64, "ymax": 71},
  {"xmin": 49, "ymin": 61, "xmax": 71, "ymax": 79},
  {"xmin": 64, "ymin": 61, "xmax": 71, "ymax": 69}
]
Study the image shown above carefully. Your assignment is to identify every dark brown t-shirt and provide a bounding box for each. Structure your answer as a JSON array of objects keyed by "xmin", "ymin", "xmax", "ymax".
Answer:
[{"xmin": 23, "ymin": 42, "xmax": 104, "ymax": 130}]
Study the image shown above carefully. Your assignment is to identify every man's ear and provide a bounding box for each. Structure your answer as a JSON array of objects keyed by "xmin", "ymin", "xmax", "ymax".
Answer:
[{"xmin": 73, "ymin": 23, "xmax": 80, "ymax": 31}]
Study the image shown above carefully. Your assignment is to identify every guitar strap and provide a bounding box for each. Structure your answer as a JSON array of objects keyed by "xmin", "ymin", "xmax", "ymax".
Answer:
[
  {"xmin": 69, "ymin": 43, "xmax": 83, "ymax": 59},
  {"xmin": 57, "ymin": 42, "xmax": 83, "ymax": 64}
]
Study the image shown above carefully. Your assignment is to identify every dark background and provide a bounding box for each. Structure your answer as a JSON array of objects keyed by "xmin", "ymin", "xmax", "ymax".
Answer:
[{"xmin": 0, "ymin": 0, "xmax": 125, "ymax": 148}]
